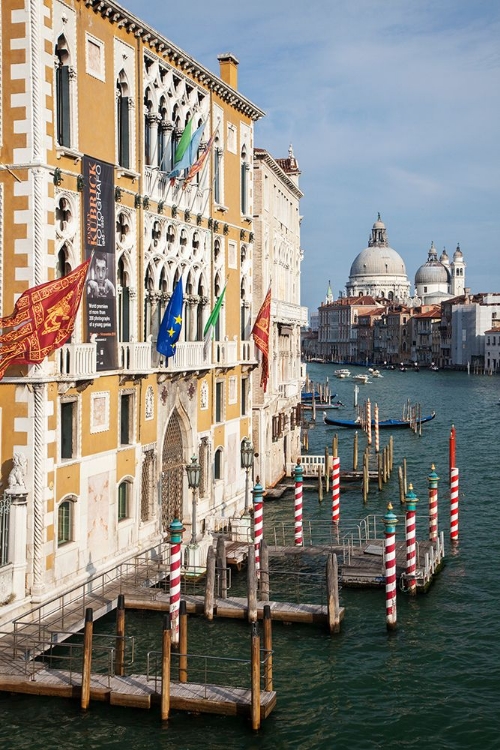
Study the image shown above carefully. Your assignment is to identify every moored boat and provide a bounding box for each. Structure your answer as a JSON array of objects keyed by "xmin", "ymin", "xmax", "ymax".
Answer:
[
  {"xmin": 323, "ymin": 411, "xmax": 436, "ymax": 428},
  {"xmin": 353, "ymin": 373, "xmax": 369, "ymax": 383},
  {"xmin": 334, "ymin": 369, "xmax": 351, "ymax": 379}
]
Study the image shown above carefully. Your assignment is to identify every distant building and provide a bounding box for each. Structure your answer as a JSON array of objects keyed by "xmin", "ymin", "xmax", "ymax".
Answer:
[{"xmin": 414, "ymin": 242, "xmax": 466, "ymax": 304}]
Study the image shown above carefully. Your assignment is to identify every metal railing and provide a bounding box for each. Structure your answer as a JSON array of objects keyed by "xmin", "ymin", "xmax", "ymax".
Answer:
[{"xmin": 146, "ymin": 648, "xmax": 272, "ymax": 696}]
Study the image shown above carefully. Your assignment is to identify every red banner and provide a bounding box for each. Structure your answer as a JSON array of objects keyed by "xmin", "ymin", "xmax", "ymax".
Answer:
[
  {"xmin": 251, "ymin": 287, "xmax": 271, "ymax": 392},
  {"xmin": 0, "ymin": 259, "xmax": 90, "ymax": 379}
]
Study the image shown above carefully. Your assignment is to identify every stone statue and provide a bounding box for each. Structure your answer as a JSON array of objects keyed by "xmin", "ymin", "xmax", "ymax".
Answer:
[{"xmin": 7, "ymin": 453, "xmax": 27, "ymax": 491}]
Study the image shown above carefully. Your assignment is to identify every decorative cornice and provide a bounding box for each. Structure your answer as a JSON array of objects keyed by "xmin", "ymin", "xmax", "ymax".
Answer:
[
  {"xmin": 79, "ymin": 0, "xmax": 265, "ymax": 121},
  {"xmin": 253, "ymin": 148, "xmax": 303, "ymax": 199}
]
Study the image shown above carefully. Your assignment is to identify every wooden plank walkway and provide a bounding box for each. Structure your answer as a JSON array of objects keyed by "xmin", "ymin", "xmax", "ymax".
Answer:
[{"xmin": 0, "ymin": 669, "xmax": 276, "ymax": 718}]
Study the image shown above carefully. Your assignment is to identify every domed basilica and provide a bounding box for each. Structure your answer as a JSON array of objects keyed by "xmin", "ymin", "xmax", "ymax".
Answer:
[{"xmin": 343, "ymin": 214, "xmax": 466, "ymax": 305}]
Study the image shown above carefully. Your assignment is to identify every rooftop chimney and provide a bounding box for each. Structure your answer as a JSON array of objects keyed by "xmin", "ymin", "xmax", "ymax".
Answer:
[{"xmin": 217, "ymin": 53, "xmax": 239, "ymax": 90}]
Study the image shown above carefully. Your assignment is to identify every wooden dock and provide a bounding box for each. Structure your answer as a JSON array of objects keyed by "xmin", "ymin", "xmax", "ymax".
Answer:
[{"xmin": 0, "ymin": 669, "xmax": 276, "ymax": 718}]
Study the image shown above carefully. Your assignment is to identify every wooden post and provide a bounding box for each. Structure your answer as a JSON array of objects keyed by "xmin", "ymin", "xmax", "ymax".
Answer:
[
  {"xmin": 161, "ymin": 613, "xmax": 172, "ymax": 722},
  {"xmin": 318, "ymin": 464, "xmax": 323, "ymax": 502},
  {"xmin": 247, "ymin": 543, "xmax": 257, "ymax": 623},
  {"xmin": 179, "ymin": 600, "xmax": 188, "ymax": 683},
  {"xmin": 333, "ymin": 434, "xmax": 338, "ymax": 459},
  {"xmin": 251, "ymin": 622, "xmax": 261, "ymax": 731},
  {"xmin": 378, "ymin": 453, "xmax": 383, "ymax": 491},
  {"xmin": 353, "ymin": 431, "xmax": 358, "ymax": 471},
  {"xmin": 81, "ymin": 608, "xmax": 93, "ymax": 711},
  {"xmin": 403, "ymin": 457, "xmax": 408, "ymax": 495},
  {"xmin": 398, "ymin": 465, "xmax": 405, "ymax": 504},
  {"xmin": 115, "ymin": 593, "xmax": 125, "ymax": 676},
  {"xmin": 216, "ymin": 534, "xmax": 228, "ymax": 599},
  {"xmin": 259, "ymin": 539, "xmax": 270, "ymax": 602},
  {"xmin": 204, "ymin": 545, "xmax": 216, "ymax": 621},
  {"xmin": 326, "ymin": 553, "xmax": 340, "ymax": 633},
  {"xmin": 263, "ymin": 604, "xmax": 273, "ymax": 692},
  {"xmin": 312, "ymin": 393, "xmax": 316, "ymax": 421},
  {"xmin": 324, "ymin": 446, "xmax": 330, "ymax": 492},
  {"xmin": 389, "ymin": 435, "xmax": 394, "ymax": 471},
  {"xmin": 383, "ymin": 446, "xmax": 389, "ymax": 483}
]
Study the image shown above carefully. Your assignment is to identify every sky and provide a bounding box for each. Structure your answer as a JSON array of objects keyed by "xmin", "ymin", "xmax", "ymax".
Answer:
[{"xmin": 123, "ymin": 0, "xmax": 500, "ymax": 315}]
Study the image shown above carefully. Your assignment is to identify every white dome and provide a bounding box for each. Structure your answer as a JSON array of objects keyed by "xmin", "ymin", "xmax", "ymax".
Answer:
[
  {"xmin": 350, "ymin": 245, "xmax": 407, "ymax": 277},
  {"xmin": 415, "ymin": 262, "xmax": 449, "ymax": 284}
]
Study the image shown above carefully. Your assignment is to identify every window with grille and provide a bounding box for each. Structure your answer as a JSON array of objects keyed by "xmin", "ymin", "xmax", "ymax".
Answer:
[
  {"xmin": 57, "ymin": 500, "xmax": 72, "ymax": 546},
  {"xmin": 141, "ymin": 449, "xmax": 156, "ymax": 523}
]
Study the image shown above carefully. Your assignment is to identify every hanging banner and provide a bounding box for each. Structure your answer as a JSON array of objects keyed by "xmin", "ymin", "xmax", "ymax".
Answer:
[{"xmin": 83, "ymin": 156, "xmax": 117, "ymax": 370}]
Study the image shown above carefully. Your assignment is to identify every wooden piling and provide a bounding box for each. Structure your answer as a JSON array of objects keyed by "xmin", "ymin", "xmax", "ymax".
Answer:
[
  {"xmin": 251, "ymin": 622, "xmax": 261, "ymax": 730},
  {"xmin": 403, "ymin": 457, "xmax": 408, "ymax": 495},
  {"xmin": 247, "ymin": 543, "xmax": 257, "ymax": 623},
  {"xmin": 353, "ymin": 431, "xmax": 358, "ymax": 471},
  {"xmin": 324, "ymin": 446, "xmax": 330, "ymax": 492},
  {"xmin": 259, "ymin": 539, "xmax": 270, "ymax": 602},
  {"xmin": 332, "ymin": 433, "xmax": 338, "ymax": 459},
  {"xmin": 81, "ymin": 608, "xmax": 93, "ymax": 711},
  {"xmin": 378, "ymin": 453, "xmax": 383, "ymax": 491},
  {"xmin": 204, "ymin": 545, "xmax": 216, "ymax": 620},
  {"xmin": 179, "ymin": 600, "xmax": 188, "ymax": 683},
  {"xmin": 161, "ymin": 613, "xmax": 172, "ymax": 722},
  {"xmin": 263, "ymin": 605, "xmax": 273, "ymax": 692},
  {"xmin": 216, "ymin": 535, "xmax": 228, "ymax": 599},
  {"xmin": 398, "ymin": 465, "xmax": 405, "ymax": 504},
  {"xmin": 326, "ymin": 553, "xmax": 341, "ymax": 633},
  {"xmin": 115, "ymin": 594, "xmax": 125, "ymax": 676},
  {"xmin": 318, "ymin": 465, "xmax": 323, "ymax": 502},
  {"xmin": 389, "ymin": 435, "xmax": 394, "ymax": 471}
]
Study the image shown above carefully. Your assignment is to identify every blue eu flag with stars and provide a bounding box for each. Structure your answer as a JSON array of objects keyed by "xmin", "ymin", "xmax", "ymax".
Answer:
[{"xmin": 157, "ymin": 279, "xmax": 183, "ymax": 358}]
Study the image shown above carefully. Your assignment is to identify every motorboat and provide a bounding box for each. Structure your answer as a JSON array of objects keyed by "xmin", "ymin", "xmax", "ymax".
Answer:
[
  {"xmin": 334, "ymin": 369, "xmax": 351, "ymax": 379},
  {"xmin": 353, "ymin": 374, "xmax": 369, "ymax": 383}
]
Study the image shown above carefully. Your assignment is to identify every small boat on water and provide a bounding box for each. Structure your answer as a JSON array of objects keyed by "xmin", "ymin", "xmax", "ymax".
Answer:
[
  {"xmin": 334, "ymin": 369, "xmax": 351, "ymax": 379},
  {"xmin": 353, "ymin": 373, "xmax": 369, "ymax": 383},
  {"xmin": 371, "ymin": 370, "xmax": 383, "ymax": 378},
  {"xmin": 323, "ymin": 411, "xmax": 436, "ymax": 429}
]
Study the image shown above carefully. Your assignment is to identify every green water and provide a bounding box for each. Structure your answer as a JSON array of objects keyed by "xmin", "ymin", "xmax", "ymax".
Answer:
[{"xmin": 1, "ymin": 366, "xmax": 499, "ymax": 749}]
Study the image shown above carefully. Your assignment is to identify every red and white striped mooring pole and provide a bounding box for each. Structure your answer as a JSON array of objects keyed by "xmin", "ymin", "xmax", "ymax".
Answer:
[
  {"xmin": 253, "ymin": 478, "xmax": 264, "ymax": 575},
  {"xmin": 331, "ymin": 456, "xmax": 340, "ymax": 524},
  {"xmin": 405, "ymin": 484, "xmax": 419, "ymax": 595},
  {"xmin": 383, "ymin": 503, "xmax": 398, "ymax": 630},
  {"xmin": 427, "ymin": 464, "xmax": 439, "ymax": 542},
  {"xmin": 168, "ymin": 518, "xmax": 184, "ymax": 645},
  {"xmin": 450, "ymin": 467, "xmax": 459, "ymax": 544},
  {"xmin": 293, "ymin": 460, "xmax": 304, "ymax": 546}
]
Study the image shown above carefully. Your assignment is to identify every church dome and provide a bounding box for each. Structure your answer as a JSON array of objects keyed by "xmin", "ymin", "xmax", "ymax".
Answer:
[
  {"xmin": 415, "ymin": 242, "xmax": 449, "ymax": 284},
  {"xmin": 349, "ymin": 214, "xmax": 407, "ymax": 278},
  {"xmin": 349, "ymin": 245, "xmax": 407, "ymax": 277},
  {"xmin": 453, "ymin": 243, "xmax": 463, "ymax": 259}
]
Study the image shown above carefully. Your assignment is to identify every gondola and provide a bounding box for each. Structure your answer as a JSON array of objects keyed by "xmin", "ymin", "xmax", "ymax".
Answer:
[{"xmin": 323, "ymin": 411, "xmax": 436, "ymax": 429}]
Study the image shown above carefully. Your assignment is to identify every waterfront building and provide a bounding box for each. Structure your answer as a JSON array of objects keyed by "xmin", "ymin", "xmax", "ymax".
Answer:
[
  {"xmin": 373, "ymin": 306, "xmax": 413, "ymax": 365},
  {"xmin": 484, "ymin": 321, "xmax": 500, "ymax": 373},
  {"xmin": 252, "ymin": 146, "xmax": 307, "ymax": 487},
  {"xmin": 451, "ymin": 294, "xmax": 500, "ymax": 368},
  {"xmin": 409, "ymin": 306, "xmax": 442, "ymax": 366},
  {"xmin": 0, "ymin": 0, "xmax": 268, "ymax": 625},
  {"xmin": 317, "ymin": 296, "xmax": 383, "ymax": 362}
]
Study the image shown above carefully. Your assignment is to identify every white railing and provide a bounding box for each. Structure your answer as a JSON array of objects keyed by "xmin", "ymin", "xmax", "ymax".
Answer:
[
  {"xmin": 159, "ymin": 341, "xmax": 206, "ymax": 371},
  {"xmin": 119, "ymin": 341, "xmax": 152, "ymax": 372},
  {"xmin": 58, "ymin": 341, "xmax": 97, "ymax": 378},
  {"xmin": 215, "ymin": 338, "xmax": 238, "ymax": 367},
  {"xmin": 240, "ymin": 340, "xmax": 256, "ymax": 363},
  {"xmin": 287, "ymin": 455, "xmax": 327, "ymax": 477}
]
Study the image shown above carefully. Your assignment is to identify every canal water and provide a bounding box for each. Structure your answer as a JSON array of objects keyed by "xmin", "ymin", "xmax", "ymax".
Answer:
[{"xmin": 1, "ymin": 365, "xmax": 499, "ymax": 749}]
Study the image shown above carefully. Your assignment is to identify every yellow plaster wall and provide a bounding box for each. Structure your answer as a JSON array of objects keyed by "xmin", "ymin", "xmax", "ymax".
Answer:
[{"xmin": 55, "ymin": 462, "xmax": 81, "ymax": 500}]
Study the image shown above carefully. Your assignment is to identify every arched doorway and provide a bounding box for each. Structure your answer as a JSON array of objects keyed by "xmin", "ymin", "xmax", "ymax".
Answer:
[{"xmin": 160, "ymin": 411, "xmax": 184, "ymax": 531}]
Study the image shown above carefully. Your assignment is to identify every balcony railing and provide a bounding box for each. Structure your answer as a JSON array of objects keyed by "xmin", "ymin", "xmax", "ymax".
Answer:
[
  {"xmin": 58, "ymin": 341, "xmax": 97, "ymax": 378},
  {"xmin": 272, "ymin": 300, "xmax": 309, "ymax": 326},
  {"xmin": 119, "ymin": 340, "xmax": 152, "ymax": 372},
  {"xmin": 278, "ymin": 382, "xmax": 299, "ymax": 399}
]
